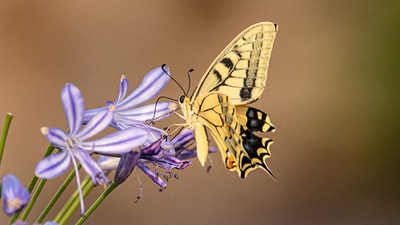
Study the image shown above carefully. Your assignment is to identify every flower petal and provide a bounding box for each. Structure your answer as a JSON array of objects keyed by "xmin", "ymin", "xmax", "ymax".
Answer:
[
  {"xmin": 118, "ymin": 66, "xmax": 170, "ymax": 110},
  {"xmin": 41, "ymin": 127, "xmax": 67, "ymax": 148},
  {"xmin": 11, "ymin": 221, "xmax": 28, "ymax": 225},
  {"xmin": 61, "ymin": 83, "xmax": 84, "ymax": 134},
  {"xmin": 72, "ymin": 147, "xmax": 109, "ymax": 186},
  {"xmin": 116, "ymin": 75, "xmax": 129, "ymax": 104},
  {"xmin": 77, "ymin": 107, "xmax": 113, "ymax": 141},
  {"xmin": 35, "ymin": 151, "xmax": 71, "ymax": 179},
  {"xmin": 136, "ymin": 162, "xmax": 167, "ymax": 190},
  {"xmin": 1, "ymin": 174, "xmax": 30, "ymax": 216},
  {"xmin": 44, "ymin": 222, "xmax": 60, "ymax": 225},
  {"xmin": 156, "ymin": 156, "xmax": 191, "ymax": 170},
  {"xmin": 11, "ymin": 221, "xmax": 27, "ymax": 225},
  {"xmin": 140, "ymin": 138, "xmax": 163, "ymax": 155},
  {"xmin": 84, "ymin": 127, "xmax": 149, "ymax": 154},
  {"xmin": 116, "ymin": 102, "xmax": 177, "ymax": 122},
  {"xmin": 98, "ymin": 156, "xmax": 120, "ymax": 172},
  {"xmin": 114, "ymin": 151, "xmax": 141, "ymax": 185},
  {"xmin": 82, "ymin": 107, "xmax": 105, "ymax": 124}
]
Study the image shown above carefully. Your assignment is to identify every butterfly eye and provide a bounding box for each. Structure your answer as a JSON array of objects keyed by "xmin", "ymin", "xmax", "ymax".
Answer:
[{"xmin": 179, "ymin": 95, "xmax": 186, "ymax": 103}]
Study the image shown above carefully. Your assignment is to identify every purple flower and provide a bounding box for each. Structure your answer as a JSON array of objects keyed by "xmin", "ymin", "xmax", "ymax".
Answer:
[
  {"xmin": 35, "ymin": 83, "xmax": 149, "ymax": 213},
  {"xmin": 100, "ymin": 128, "xmax": 215, "ymax": 190},
  {"xmin": 115, "ymin": 137, "xmax": 191, "ymax": 189},
  {"xmin": 1, "ymin": 174, "xmax": 30, "ymax": 216},
  {"xmin": 84, "ymin": 65, "xmax": 177, "ymax": 130}
]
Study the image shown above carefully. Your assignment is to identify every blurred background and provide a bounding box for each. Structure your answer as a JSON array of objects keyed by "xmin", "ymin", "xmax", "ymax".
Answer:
[{"xmin": 1, "ymin": 0, "xmax": 399, "ymax": 224}]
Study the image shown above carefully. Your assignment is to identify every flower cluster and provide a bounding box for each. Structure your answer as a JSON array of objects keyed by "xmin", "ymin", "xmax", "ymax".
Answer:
[{"xmin": 0, "ymin": 65, "xmax": 214, "ymax": 224}]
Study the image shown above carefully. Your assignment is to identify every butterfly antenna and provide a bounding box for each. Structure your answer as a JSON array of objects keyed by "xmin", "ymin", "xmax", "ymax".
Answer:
[
  {"xmin": 161, "ymin": 64, "xmax": 187, "ymax": 96},
  {"xmin": 148, "ymin": 96, "xmax": 179, "ymax": 125},
  {"xmin": 186, "ymin": 68, "xmax": 194, "ymax": 95}
]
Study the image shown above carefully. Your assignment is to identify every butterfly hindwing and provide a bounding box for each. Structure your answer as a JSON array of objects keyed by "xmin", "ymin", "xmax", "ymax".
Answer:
[
  {"xmin": 235, "ymin": 105, "xmax": 275, "ymax": 178},
  {"xmin": 193, "ymin": 92, "xmax": 242, "ymax": 170},
  {"xmin": 236, "ymin": 105, "xmax": 275, "ymax": 133},
  {"xmin": 193, "ymin": 92, "xmax": 277, "ymax": 178}
]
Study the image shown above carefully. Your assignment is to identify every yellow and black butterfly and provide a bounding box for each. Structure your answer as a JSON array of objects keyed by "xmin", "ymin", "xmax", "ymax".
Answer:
[{"xmin": 179, "ymin": 22, "xmax": 278, "ymax": 178}]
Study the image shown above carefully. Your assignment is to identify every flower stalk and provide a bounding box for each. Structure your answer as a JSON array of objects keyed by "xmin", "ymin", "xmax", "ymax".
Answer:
[{"xmin": 0, "ymin": 113, "xmax": 13, "ymax": 166}]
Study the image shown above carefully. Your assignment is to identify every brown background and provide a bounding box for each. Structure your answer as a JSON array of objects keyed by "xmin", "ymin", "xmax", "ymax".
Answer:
[{"xmin": 1, "ymin": 1, "xmax": 399, "ymax": 224}]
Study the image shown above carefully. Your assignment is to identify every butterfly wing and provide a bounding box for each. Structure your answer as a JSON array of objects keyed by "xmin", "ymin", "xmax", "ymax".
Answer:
[
  {"xmin": 193, "ymin": 92, "xmax": 263, "ymax": 178},
  {"xmin": 235, "ymin": 105, "xmax": 276, "ymax": 178},
  {"xmin": 191, "ymin": 22, "xmax": 278, "ymax": 105}
]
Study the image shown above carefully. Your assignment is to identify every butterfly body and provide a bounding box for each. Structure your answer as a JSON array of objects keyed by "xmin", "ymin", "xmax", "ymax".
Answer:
[{"xmin": 179, "ymin": 22, "xmax": 278, "ymax": 178}]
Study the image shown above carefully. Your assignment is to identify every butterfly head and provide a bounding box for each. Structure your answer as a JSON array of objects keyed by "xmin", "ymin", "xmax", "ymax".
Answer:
[
  {"xmin": 179, "ymin": 95, "xmax": 186, "ymax": 104},
  {"xmin": 179, "ymin": 94, "xmax": 192, "ymax": 120}
]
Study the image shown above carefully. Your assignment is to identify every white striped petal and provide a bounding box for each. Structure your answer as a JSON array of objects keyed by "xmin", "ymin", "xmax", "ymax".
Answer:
[
  {"xmin": 117, "ymin": 102, "xmax": 177, "ymax": 122},
  {"xmin": 82, "ymin": 107, "xmax": 104, "ymax": 124},
  {"xmin": 83, "ymin": 127, "xmax": 148, "ymax": 154},
  {"xmin": 72, "ymin": 147, "xmax": 109, "ymax": 185},
  {"xmin": 98, "ymin": 156, "xmax": 120, "ymax": 171},
  {"xmin": 35, "ymin": 151, "xmax": 71, "ymax": 179},
  {"xmin": 61, "ymin": 83, "xmax": 84, "ymax": 135},
  {"xmin": 77, "ymin": 107, "xmax": 113, "ymax": 141},
  {"xmin": 41, "ymin": 127, "xmax": 67, "ymax": 148},
  {"xmin": 118, "ymin": 66, "xmax": 170, "ymax": 110},
  {"xmin": 116, "ymin": 75, "xmax": 128, "ymax": 103}
]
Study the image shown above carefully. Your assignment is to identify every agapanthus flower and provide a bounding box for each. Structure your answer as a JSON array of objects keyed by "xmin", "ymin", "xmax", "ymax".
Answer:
[
  {"xmin": 99, "ymin": 128, "xmax": 216, "ymax": 191},
  {"xmin": 35, "ymin": 83, "xmax": 150, "ymax": 213},
  {"xmin": 116, "ymin": 137, "xmax": 191, "ymax": 189},
  {"xmin": 83, "ymin": 65, "xmax": 177, "ymax": 131},
  {"xmin": 1, "ymin": 174, "xmax": 30, "ymax": 216}
]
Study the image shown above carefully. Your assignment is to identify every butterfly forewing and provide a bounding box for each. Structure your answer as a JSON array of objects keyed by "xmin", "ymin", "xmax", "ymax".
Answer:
[{"xmin": 191, "ymin": 22, "xmax": 278, "ymax": 105}]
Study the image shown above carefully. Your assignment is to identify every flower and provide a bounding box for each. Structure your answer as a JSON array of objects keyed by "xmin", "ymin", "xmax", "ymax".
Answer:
[
  {"xmin": 84, "ymin": 65, "xmax": 177, "ymax": 130},
  {"xmin": 114, "ymin": 137, "xmax": 190, "ymax": 189},
  {"xmin": 35, "ymin": 83, "xmax": 150, "ymax": 213},
  {"xmin": 99, "ymin": 128, "xmax": 216, "ymax": 191},
  {"xmin": 1, "ymin": 174, "xmax": 30, "ymax": 216}
]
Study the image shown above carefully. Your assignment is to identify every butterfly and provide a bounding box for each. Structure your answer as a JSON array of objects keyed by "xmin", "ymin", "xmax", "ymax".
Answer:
[{"xmin": 178, "ymin": 22, "xmax": 278, "ymax": 179}]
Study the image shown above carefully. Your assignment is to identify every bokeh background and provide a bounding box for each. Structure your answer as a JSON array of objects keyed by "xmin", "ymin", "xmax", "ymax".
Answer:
[{"xmin": 1, "ymin": 0, "xmax": 399, "ymax": 224}]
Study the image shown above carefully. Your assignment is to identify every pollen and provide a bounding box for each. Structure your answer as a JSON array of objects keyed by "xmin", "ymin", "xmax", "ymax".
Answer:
[
  {"xmin": 108, "ymin": 104, "xmax": 116, "ymax": 111},
  {"xmin": 169, "ymin": 103, "xmax": 179, "ymax": 111},
  {"xmin": 7, "ymin": 198, "xmax": 22, "ymax": 210},
  {"xmin": 40, "ymin": 127, "xmax": 49, "ymax": 135}
]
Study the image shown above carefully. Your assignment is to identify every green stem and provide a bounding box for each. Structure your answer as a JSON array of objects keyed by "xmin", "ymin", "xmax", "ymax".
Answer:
[
  {"xmin": 27, "ymin": 144, "xmax": 55, "ymax": 194},
  {"xmin": 20, "ymin": 178, "xmax": 47, "ymax": 221},
  {"xmin": 35, "ymin": 167, "xmax": 79, "ymax": 223},
  {"xmin": 9, "ymin": 144, "xmax": 56, "ymax": 224},
  {"xmin": 75, "ymin": 182, "xmax": 118, "ymax": 225},
  {"xmin": 55, "ymin": 175, "xmax": 94, "ymax": 225},
  {"xmin": 0, "ymin": 113, "xmax": 13, "ymax": 166}
]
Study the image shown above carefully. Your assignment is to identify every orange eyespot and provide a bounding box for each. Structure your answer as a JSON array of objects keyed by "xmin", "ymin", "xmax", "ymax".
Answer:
[{"xmin": 225, "ymin": 151, "xmax": 237, "ymax": 169}]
